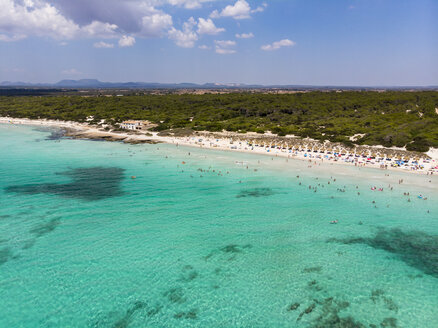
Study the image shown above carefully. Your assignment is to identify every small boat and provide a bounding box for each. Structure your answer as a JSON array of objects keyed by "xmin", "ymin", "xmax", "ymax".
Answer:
[{"xmin": 330, "ymin": 220, "xmax": 338, "ymax": 224}]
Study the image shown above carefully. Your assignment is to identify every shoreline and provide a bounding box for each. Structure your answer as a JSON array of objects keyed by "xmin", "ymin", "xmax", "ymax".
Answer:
[{"xmin": 1, "ymin": 116, "xmax": 437, "ymax": 176}]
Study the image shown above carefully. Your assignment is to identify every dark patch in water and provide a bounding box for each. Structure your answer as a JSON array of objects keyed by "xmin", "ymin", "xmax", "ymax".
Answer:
[
  {"xmin": 6, "ymin": 167, "xmax": 125, "ymax": 201},
  {"xmin": 308, "ymin": 280, "xmax": 317, "ymax": 287},
  {"xmin": 312, "ymin": 315, "xmax": 366, "ymax": 328},
  {"xmin": 305, "ymin": 303, "xmax": 316, "ymax": 314},
  {"xmin": 204, "ymin": 252, "xmax": 215, "ymax": 261},
  {"xmin": 22, "ymin": 239, "xmax": 36, "ymax": 249},
  {"xmin": 205, "ymin": 244, "xmax": 252, "ymax": 261},
  {"xmin": 288, "ymin": 302, "xmax": 300, "ymax": 311},
  {"xmin": 303, "ymin": 266, "xmax": 323, "ymax": 273},
  {"xmin": 92, "ymin": 301, "xmax": 155, "ymax": 327},
  {"xmin": 146, "ymin": 304, "xmax": 162, "ymax": 317},
  {"xmin": 178, "ymin": 265, "xmax": 198, "ymax": 282},
  {"xmin": 307, "ymin": 280, "xmax": 324, "ymax": 292},
  {"xmin": 174, "ymin": 308, "xmax": 198, "ymax": 320},
  {"xmin": 164, "ymin": 287, "xmax": 186, "ymax": 304},
  {"xmin": 30, "ymin": 217, "xmax": 61, "ymax": 237},
  {"xmin": 383, "ymin": 298, "xmax": 398, "ymax": 313},
  {"xmin": 0, "ymin": 247, "xmax": 12, "ymax": 266},
  {"xmin": 297, "ymin": 303, "xmax": 316, "ymax": 321},
  {"xmin": 0, "ymin": 215, "xmax": 11, "ymax": 219},
  {"xmin": 380, "ymin": 317, "xmax": 398, "ymax": 328},
  {"xmin": 222, "ymin": 244, "xmax": 242, "ymax": 253},
  {"xmin": 236, "ymin": 188, "xmax": 276, "ymax": 198},
  {"xmin": 327, "ymin": 228, "xmax": 438, "ymax": 278},
  {"xmin": 221, "ymin": 244, "xmax": 252, "ymax": 253},
  {"xmin": 111, "ymin": 301, "xmax": 147, "ymax": 328},
  {"xmin": 407, "ymin": 273, "xmax": 423, "ymax": 279},
  {"xmin": 370, "ymin": 289, "xmax": 385, "ymax": 303},
  {"xmin": 309, "ymin": 297, "xmax": 366, "ymax": 328},
  {"xmin": 370, "ymin": 290, "xmax": 398, "ymax": 312}
]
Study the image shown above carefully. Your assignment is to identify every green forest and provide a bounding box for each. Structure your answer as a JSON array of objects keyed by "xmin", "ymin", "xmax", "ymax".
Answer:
[{"xmin": 1, "ymin": 91, "xmax": 437, "ymax": 152}]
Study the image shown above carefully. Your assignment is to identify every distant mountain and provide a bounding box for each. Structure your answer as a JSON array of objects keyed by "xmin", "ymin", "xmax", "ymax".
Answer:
[
  {"xmin": 55, "ymin": 79, "xmax": 102, "ymax": 87},
  {"xmin": 1, "ymin": 79, "xmax": 437, "ymax": 90},
  {"xmin": 47, "ymin": 79, "xmax": 223, "ymax": 89},
  {"xmin": 1, "ymin": 79, "xmax": 258, "ymax": 89}
]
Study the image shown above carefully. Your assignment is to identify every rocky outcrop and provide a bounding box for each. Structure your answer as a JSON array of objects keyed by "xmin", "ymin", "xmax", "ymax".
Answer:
[{"xmin": 64, "ymin": 129, "xmax": 161, "ymax": 144}]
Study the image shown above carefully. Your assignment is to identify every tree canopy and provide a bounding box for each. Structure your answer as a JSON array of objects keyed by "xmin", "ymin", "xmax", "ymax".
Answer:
[{"xmin": 1, "ymin": 91, "xmax": 437, "ymax": 151}]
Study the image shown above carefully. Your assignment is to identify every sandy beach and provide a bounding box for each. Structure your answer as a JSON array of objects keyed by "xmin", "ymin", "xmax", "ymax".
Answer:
[{"xmin": 1, "ymin": 116, "xmax": 437, "ymax": 175}]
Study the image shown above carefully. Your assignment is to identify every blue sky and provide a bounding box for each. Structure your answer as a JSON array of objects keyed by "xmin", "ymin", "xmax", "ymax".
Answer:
[{"xmin": 0, "ymin": 0, "xmax": 437, "ymax": 85}]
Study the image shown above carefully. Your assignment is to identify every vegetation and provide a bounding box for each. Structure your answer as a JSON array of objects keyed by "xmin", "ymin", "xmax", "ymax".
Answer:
[{"xmin": 1, "ymin": 91, "xmax": 437, "ymax": 151}]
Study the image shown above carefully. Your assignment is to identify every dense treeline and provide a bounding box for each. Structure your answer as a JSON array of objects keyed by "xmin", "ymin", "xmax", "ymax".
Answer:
[
  {"xmin": 0, "ymin": 89, "xmax": 67, "ymax": 96},
  {"xmin": 1, "ymin": 91, "xmax": 437, "ymax": 151}
]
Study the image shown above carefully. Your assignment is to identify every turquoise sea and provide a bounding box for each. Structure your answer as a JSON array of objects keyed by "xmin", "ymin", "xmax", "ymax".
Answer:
[{"xmin": 0, "ymin": 123, "xmax": 437, "ymax": 328}]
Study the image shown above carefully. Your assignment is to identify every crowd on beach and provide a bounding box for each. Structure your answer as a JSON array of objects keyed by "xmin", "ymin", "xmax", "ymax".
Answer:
[
  {"xmin": 1, "ymin": 117, "xmax": 437, "ymax": 175},
  {"xmin": 164, "ymin": 135, "xmax": 438, "ymax": 175}
]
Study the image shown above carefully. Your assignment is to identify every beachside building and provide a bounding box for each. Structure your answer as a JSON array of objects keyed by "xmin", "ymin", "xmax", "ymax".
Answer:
[{"xmin": 119, "ymin": 120, "xmax": 144, "ymax": 130}]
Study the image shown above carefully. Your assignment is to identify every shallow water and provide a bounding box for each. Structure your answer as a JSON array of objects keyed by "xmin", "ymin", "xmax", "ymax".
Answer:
[{"xmin": 0, "ymin": 123, "xmax": 437, "ymax": 327}]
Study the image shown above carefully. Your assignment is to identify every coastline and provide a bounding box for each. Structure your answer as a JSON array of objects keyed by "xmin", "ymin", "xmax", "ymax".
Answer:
[{"xmin": 1, "ymin": 116, "xmax": 437, "ymax": 175}]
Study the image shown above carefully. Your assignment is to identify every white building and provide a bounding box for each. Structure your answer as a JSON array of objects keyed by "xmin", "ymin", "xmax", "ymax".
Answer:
[{"xmin": 120, "ymin": 121, "xmax": 144, "ymax": 130}]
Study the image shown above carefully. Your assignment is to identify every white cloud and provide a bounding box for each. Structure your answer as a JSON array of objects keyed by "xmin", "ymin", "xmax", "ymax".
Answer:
[
  {"xmin": 168, "ymin": 17, "xmax": 198, "ymax": 48},
  {"xmin": 139, "ymin": 9, "xmax": 173, "ymax": 37},
  {"xmin": 220, "ymin": 0, "xmax": 251, "ymax": 19},
  {"xmin": 118, "ymin": 35, "xmax": 136, "ymax": 47},
  {"xmin": 61, "ymin": 68, "xmax": 82, "ymax": 75},
  {"xmin": 94, "ymin": 41, "xmax": 114, "ymax": 48},
  {"xmin": 197, "ymin": 18, "xmax": 224, "ymax": 35},
  {"xmin": 198, "ymin": 44, "xmax": 211, "ymax": 50},
  {"xmin": 81, "ymin": 21, "xmax": 119, "ymax": 39},
  {"xmin": 251, "ymin": 3, "xmax": 267, "ymax": 13},
  {"xmin": 215, "ymin": 48, "xmax": 235, "ymax": 54},
  {"xmin": 235, "ymin": 32, "xmax": 253, "ymax": 39},
  {"xmin": 210, "ymin": 0, "xmax": 266, "ymax": 20},
  {"xmin": 0, "ymin": 0, "xmax": 125, "ymax": 41},
  {"xmin": 0, "ymin": 0, "xmax": 80, "ymax": 40},
  {"xmin": 261, "ymin": 39, "xmax": 295, "ymax": 51},
  {"xmin": 209, "ymin": 10, "xmax": 220, "ymax": 19},
  {"xmin": 165, "ymin": 0, "xmax": 217, "ymax": 9},
  {"xmin": 0, "ymin": 0, "xmax": 255, "ymax": 50},
  {"xmin": 215, "ymin": 40, "xmax": 236, "ymax": 48},
  {"xmin": 214, "ymin": 39, "xmax": 236, "ymax": 54},
  {"xmin": 0, "ymin": 0, "xmax": 172, "ymax": 43}
]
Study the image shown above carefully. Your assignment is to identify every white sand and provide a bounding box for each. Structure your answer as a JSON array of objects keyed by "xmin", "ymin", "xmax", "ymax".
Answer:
[{"xmin": 1, "ymin": 117, "xmax": 437, "ymax": 175}]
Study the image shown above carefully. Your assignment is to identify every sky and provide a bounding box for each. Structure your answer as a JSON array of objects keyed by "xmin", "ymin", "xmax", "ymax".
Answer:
[{"xmin": 0, "ymin": 0, "xmax": 437, "ymax": 86}]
